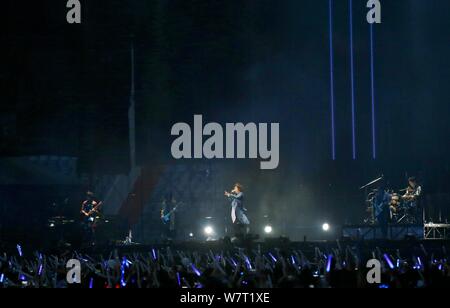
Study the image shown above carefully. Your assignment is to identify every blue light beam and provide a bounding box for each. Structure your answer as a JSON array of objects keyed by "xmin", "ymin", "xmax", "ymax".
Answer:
[
  {"xmin": 329, "ymin": 0, "xmax": 336, "ymax": 160},
  {"xmin": 349, "ymin": 0, "xmax": 357, "ymax": 160},
  {"xmin": 370, "ymin": 23, "xmax": 377, "ymax": 159}
]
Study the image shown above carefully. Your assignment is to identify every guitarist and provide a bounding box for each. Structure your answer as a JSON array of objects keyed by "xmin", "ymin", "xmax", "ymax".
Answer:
[
  {"xmin": 372, "ymin": 186, "xmax": 391, "ymax": 238},
  {"xmin": 80, "ymin": 191, "xmax": 103, "ymax": 245},
  {"xmin": 160, "ymin": 195, "xmax": 178, "ymax": 241}
]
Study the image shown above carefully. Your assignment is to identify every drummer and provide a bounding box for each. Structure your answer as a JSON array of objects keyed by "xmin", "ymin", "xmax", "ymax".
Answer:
[{"xmin": 402, "ymin": 177, "xmax": 423, "ymax": 223}]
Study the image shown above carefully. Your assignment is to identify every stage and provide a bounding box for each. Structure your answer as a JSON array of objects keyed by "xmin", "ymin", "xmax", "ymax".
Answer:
[{"xmin": 342, "ymin": 223, "xmax": 450, "ymax": 241}]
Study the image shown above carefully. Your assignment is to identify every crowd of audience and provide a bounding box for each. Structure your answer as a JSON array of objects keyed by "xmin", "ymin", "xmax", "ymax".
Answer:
[{"xmin": 1, "ymin": 241, "xmax": 449, "ymax": 288}]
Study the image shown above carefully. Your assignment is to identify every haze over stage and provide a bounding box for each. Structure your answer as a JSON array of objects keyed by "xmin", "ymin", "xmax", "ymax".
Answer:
[{"xmin": 0, "ymin": 1, "xmax": 450, "ymax": 286}]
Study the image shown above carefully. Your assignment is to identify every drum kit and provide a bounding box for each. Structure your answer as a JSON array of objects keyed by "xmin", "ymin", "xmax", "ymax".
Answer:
[{"xmin": 361, "ymin": 176, "xmax": 419, "ymax": 225}]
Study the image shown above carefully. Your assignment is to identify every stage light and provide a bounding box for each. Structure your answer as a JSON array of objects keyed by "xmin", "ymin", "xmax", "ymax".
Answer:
[
  {"xmin": 189, "ymin": 233, "xmax": 194, "ymax": 238},
  {"xmin": 264, "ymin": 225, "xmax": 273, "ymax": 234},
  {"xmin": 204, "ymin": 226, "xmax": 214, "ymax": 236},
  {"xmin": 322, "ymin": 223, "xmax": 330, "ymax": 232}
]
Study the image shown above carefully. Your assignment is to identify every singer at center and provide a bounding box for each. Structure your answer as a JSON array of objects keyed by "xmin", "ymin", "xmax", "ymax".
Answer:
[{"xmin": 224, "ymin": 183, "xmax": 250, "ymax": 240}]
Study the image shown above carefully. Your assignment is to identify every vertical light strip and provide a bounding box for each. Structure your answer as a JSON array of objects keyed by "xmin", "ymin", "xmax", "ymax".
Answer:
[
  {"xmin": 370, "ymin": 23, "xmax": 377, "ymax": 159},
  {"xmin": 329, "ymin": 0, "xmax": 336, "ymax": 160},
  {"xmin": 349, "ymin": 0, "xmax": 356, "ymax": 160}
]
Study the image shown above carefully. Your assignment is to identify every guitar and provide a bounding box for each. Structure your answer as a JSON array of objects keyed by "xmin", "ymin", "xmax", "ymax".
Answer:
[
  {"xmin": 161, "ymin": 206, "xmax": 177, "ymax": 224},
  {"xmin": 81, "ymin": 201, "xmax": 103, "ymax": 225}
]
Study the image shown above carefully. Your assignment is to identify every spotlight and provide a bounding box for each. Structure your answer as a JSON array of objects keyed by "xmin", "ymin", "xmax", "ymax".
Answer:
[
  {"xmin": 322, "ymin": 223, "xmax": 330, "ymax": 232},
  {"xmin": 204, "ymin": 226, "xmax": 214, "ymax": 236},
  {"xmin": 189, "ymin": 233, "xmax": 194, "ymax": 238},
  {"xmin": 264, "ymin": 225, "xmax": 273, "ymax": 234}
]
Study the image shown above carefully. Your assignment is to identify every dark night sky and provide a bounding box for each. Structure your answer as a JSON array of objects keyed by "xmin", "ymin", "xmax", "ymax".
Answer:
[{"xmin": 1, "ymin": 0, "xmax": 449, "ymax": 226}]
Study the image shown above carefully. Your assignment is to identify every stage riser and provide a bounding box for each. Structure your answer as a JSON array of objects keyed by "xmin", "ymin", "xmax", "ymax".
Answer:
[{"xmin": 343, "ymin": 225, "xmax": 424, "ymax": 240}]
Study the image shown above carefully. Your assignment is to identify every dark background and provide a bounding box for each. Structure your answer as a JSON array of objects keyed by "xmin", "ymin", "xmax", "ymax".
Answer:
[{"xmin": 1, "ymin": 0, "xmax": 449, "ymax": 239}]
